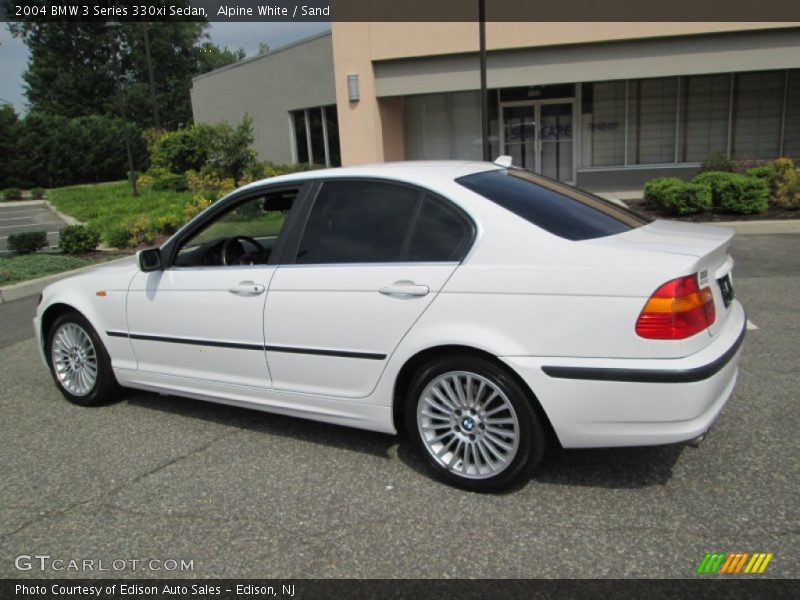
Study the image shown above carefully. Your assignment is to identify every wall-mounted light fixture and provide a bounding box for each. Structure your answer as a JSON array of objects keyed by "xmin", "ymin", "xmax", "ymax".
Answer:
[{"xmin": 347, "ymin": 74, "xmax": 360, "ymax": 102}]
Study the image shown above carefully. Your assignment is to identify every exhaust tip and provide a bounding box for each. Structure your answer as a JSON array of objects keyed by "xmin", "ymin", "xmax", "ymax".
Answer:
[{"xmin": 684, "ymin": 432, "xmax": 707, "ymax": 448}]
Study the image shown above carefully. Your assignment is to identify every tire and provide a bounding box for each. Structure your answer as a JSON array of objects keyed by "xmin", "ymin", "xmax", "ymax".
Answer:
[
  {"xmin": 46, "ymin": 310, "xmax": 118, "ymax": 407},
  {"xmin": 405, "ymin": 354, "xmax": 545, "ymax": 492}
]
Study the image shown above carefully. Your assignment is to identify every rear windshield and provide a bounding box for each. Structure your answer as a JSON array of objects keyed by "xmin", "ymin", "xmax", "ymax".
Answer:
[{"xmin": 457, "ymin": 169, "xmax": 650, "ymax": 241}]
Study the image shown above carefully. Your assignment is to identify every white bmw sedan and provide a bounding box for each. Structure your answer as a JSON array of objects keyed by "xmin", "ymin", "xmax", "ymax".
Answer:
[{"xmin": 34, "ymin": 160, "xmax": 745, "ymax": 491}]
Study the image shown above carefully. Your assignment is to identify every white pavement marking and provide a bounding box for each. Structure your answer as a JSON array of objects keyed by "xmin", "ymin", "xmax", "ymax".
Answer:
[
  {"xmin": 0, "ymin": 221, "xmax": 64, "ymax": 231},
  {"xmin": 746, "ymin": 320, "xmax": 759, "ymax": 330}
]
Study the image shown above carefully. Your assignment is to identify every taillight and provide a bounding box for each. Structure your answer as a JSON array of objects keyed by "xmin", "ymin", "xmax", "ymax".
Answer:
[{"xmin": 636, "ymin": 274, "xmax": 716, "ymax": 340}]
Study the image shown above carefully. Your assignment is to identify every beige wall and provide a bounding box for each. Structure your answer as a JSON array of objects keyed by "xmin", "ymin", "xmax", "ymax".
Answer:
[{"xmin": 332, "ymin": 22, "xmax": 800, "ymax": 166}]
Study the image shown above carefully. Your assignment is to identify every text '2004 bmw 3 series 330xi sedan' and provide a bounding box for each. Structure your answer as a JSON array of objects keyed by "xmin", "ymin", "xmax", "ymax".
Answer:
[{"xmin": 34, "ymin": 159, "xmax": 746, "ymax": 491}]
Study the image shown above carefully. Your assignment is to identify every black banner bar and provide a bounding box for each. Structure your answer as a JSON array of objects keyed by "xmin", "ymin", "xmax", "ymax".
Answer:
[
  {"xmin": 2, "ymin": 0, "xmax": 800, "ymax": 22},
  {"xmin": 3, "ymin": 579, "xmax": 800, "ymax": 600}
]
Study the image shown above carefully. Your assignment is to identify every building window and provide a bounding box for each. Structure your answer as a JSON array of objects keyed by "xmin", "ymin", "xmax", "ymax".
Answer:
[
  {"xmin": 680, "ymin": 74, "xmax": 731, "ymax": 162},
  {"xmin": 784, "ymin": 70, "xmax": 800, "ymax": 158},
  {"xmin": 731, "ymin": 71, "xmax": 785, "ymax": 159},
  {"xmin": 580, "ymin": 81, "xmax": 626, "ymax": 167},
  {"xmin": 628, "ymin": 77, "xmax": 678, "ymax": 165},
  {"xmin": 405, "ymin": 91, "xmax": 482, "ymax": 161},
  {"xmin": 290, "ymin": 105, "xmax": 341, "ymax": 167}
]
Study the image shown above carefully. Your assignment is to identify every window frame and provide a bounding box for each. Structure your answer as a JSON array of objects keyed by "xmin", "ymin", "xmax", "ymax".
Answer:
[
  {"xmin": 281, "ymin": 177, "xmax": 477, "ymax": 266},
  {"xmin": 160, "ymin": 182, "xmax": 312, "ymax": 269}
]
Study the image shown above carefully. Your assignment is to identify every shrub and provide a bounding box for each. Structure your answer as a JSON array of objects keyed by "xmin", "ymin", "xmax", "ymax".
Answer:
[
  {"xmin": 104, "ymin": 226, "xmax": 131, "ymax": 249},
  {"xmin": 59, "ymin": 224, "xmax": 101, "ymax": 254},
  {"xmin": 183, "ymin": 194, "xmax": 214, "ymax": 221},
  {"xmin": 3, "ymin": 187, "xmax": 22, "ymax": 200},
  {"xmin": 12, "ymin": 113, "xmax": 147, "ymax": 189},
  {"xmin": 185, "ymin": 168, "xmax": 236, "ymax": 195},
  {"xmin": 8, "ymin": 231, "xmax": 47, "ymax": 255},
  {"xmin": 147, "ymin": 117, "xmax": 257, "ymax": 183},
  {"xmin": 715, "ymin": 176, "xmax": 769, "ymax": 214},
  {"xmin": 150, "ymin": 169, "xmax": 187, "ymax": 192},
  {"xmin": 699, "ymin": 152, "xmax": 735, "ymax": 173},
  {"xmin": 127, "ymin": 216, "xmax": 157, "ymax": 247},
  {"xmin": 692, "ymin": 172, "xmax": 736, "ymax": 207},
  {"xmin": 152, "ymin": 213, "xmax": 182, "ymax": 235},
  {"xmin": 745, "ymin": 164, "xmax": 779, "ymax": 197},
  {"xmin": 774, "ymin": 166, "xmax": 800, "ymax": 209},
  {"xmin": 644, "ymin": 178, "xmax": 712, "ymax": 215},
  {"xmin": 30, "ymin": 187, "xmax": 45, "ymax": 199}
]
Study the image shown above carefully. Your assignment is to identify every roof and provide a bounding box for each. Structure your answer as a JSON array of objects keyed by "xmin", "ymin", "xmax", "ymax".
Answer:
[
  {"xmin": 239, "ymin": 161, "xmax": 501, "ymax": 193},
  {"xmin": 192, "ymin": 30, "xmax": 332, "ymax": 83}
]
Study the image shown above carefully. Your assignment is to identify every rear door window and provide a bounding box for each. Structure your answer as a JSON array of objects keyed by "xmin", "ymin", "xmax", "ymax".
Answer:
[
  {"xmin": 295, "ymin": 181, "xmax": 474, "ymax": 264},
  {"xmin": 457, "ymin": 168, "xmax": 649, "ymax": 241}
]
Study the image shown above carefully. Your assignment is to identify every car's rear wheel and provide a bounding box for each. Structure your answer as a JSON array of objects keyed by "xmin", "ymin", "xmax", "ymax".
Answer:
[
  {"xmin": 46, "ymin": 311, "xmax": 118, "ymax": 406},
  {"xmin": 405, "ymin": 355, "xmax": 545, "ymax": 492}
]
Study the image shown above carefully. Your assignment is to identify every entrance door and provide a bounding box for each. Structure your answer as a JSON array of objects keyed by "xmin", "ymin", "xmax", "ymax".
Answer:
[{"xmin": 501, "ymin": 100, "xmax": 575, "ymax": 183}]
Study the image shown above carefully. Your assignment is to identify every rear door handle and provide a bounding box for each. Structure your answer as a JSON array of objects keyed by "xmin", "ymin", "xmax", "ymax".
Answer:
[
  {"xmin": 379, "ymin": 282, "xmax": 430, "ymax": 297},
  {"xmin": 228, "ymin": 281, "xmax": 265, "ymax": 296}
]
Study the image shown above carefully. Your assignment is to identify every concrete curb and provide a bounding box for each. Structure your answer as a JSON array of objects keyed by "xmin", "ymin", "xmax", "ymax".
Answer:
[
  {"xmin": 0, "ymin": 256, "xmax": 132, "ymax": 304},
  {"xmin": 43, "ymin": 200, "xmax": 82, "ymax": 226},
  {"xmin": 0, "ymin": 199, "xmax": 46, "ymax": 208},
  {"xmin": 712, "ymin": 219, "xmax": 800, "ymax": 235}
]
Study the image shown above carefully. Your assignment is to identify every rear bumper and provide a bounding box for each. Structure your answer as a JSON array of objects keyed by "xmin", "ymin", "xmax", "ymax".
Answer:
[{"xmin": 501, "ymin": 300, "xmax": 746, "ymax": 448}]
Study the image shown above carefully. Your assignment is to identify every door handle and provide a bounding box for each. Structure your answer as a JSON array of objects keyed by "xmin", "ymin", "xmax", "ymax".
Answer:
[
  {"xmin": 379, "ymin": 281, "xmax": 430, "ymax": 297},
  {"xmin": 228, "ymin": 281, "xmax": 265, "ymax": 296}
]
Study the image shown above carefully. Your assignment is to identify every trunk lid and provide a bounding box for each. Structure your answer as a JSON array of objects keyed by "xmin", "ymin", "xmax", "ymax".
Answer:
[{"xmin": 591, "ymin": 219, "xmax": 736, "ymax": 339}]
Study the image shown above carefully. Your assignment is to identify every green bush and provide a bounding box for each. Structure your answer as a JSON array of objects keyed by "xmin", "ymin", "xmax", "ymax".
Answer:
[
  {"xmin": 692, "ymin": 171, "xmax": 744, "ymax": 208},
  {"xmin": 700, "ymin": 152, "xmax": 735, "ymax": 173},
  {"xmin": 59, "ymin": 225, "xmax": 101, "ymax": 254},
  {"xmin": 644, "ymin": 178, "xmax": 712, "ymax": 215},
  {"xmin": 717, "ymin": 177, "xmax": 769, "ymax": 214},
  {"xmin": 694, "ymin": 171, "xmax": 768, "ymax": 214},
  {"xmin": 104, "ymin": 226, "xmax": 131, "ymax": 249},
  {"xmin": 30, "ymin": 187, "xmax": 45, "ymax": 199},
  {"xmin": 12, "ymin": 113, "xmax": 147, "ymax": 189},
  {"xmin": 8, "ymin": 231, "xmax": 48, "ymax": 255},
  {"xmin": 149, "ymin": 169, "xmax": 188, "ymax": 192},
  {"xmin": 745, "ymin": 164, "xmax": 779, "ymax": 197},
  {"xmin": 147, "ymin": 117, "xmax": 257, "ymax": 183},
  {"xmin": 3, "ymin": 187, "xmax": 22, "ymax": 200}
]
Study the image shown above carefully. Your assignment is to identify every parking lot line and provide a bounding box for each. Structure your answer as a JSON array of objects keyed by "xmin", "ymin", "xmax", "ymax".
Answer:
[
  {"xmin": 0, "ymin": 221, "xmax": 64, "ymax": 231},
  {"xmin": 746, "ymin": 320, "xmax": 759, "ymax": 330}
]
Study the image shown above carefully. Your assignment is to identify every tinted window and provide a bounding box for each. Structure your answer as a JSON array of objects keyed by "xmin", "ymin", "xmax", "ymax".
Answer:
[
  {"xmin": 408, "ymin": 196, "xmax": 471, "ymax": 261},
  {"xmin": 297, "ymin": 181, "xmax": 419, "ymax": 264},
  {"xmin": 457, "ymin": 169, "xmax": 649, "ymax": 241}
]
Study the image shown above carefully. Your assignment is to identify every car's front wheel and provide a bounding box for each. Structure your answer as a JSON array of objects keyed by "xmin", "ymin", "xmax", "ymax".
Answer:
[
  {"xmin": 405, "ymin": 355, "xmax": 545, "ymax": 492},
  {"xmin": 46, "ymin": 311, "xmax": 118, "ymax": 406}
]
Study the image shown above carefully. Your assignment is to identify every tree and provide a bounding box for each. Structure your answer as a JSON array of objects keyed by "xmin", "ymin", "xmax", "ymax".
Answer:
[
  {"xmin": 9, "ymin": 10, "xmax": 244, "ymax": 129},
  {"xmin": 0, "ymin": 104, "xmax": 20, "ymax": 188},
  {"xmin": 258, "ymin": 42, "xmax": 271, "ymax": 55}
]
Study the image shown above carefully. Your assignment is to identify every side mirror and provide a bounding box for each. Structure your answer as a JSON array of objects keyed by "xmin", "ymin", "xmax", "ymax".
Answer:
[{"xmin": 137, "ymin": 248, "xmax": 164, "ymax": 272}]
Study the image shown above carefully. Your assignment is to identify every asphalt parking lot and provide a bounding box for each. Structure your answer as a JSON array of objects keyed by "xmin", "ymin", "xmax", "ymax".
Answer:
[
  {"xmin": 0, "ymin": 201, "xmax": 67, "ymax": 255},
  {"xmin": 0, "ymin": 234, "xmax": 797, "ymax": 579}
]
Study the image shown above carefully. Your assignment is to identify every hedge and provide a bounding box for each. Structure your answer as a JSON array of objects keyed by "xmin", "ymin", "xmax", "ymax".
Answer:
[{"xmin": 644, "ymin": 178, "xmax": 712, "ymax": 215}]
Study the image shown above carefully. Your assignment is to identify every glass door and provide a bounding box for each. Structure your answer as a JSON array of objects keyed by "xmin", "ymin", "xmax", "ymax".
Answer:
[
  {"xmin": 501, "ymin": 105, "xmax": 537, "ymax": 171},
  {"xmin": 539, "ymin": 103, "xmax": 574, "ymax": 183},
  {"xmin": 501, "ymin": 100, "xmax": 575, "ymax": 183}
]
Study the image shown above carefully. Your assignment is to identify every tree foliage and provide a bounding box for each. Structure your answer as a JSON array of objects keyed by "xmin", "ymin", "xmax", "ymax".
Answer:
[{"xmin": 8, "ymin": 4, "xmax": 244, "ymax": 129}]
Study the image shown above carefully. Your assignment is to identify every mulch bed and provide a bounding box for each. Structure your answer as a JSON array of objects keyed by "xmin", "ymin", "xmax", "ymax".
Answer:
[{"xmin": 625, "ymin": 199, "xmax": 800, "ymax": 223}]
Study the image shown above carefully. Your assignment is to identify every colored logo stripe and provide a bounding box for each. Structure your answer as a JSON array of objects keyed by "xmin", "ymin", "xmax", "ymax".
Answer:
[{"xmin": 696, "ymin": 552, "xmax": 773, "ymax": 574}]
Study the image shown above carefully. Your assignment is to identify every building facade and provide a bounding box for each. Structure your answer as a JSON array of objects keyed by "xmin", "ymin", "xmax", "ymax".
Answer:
[{"xmin": 191, "ymin": 23, "xmax": 800, "ymax": 190}]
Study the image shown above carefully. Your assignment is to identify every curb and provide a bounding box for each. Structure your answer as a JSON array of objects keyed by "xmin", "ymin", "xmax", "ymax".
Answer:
[
  {"xmin": 0, "ymin": 256, "xmax": 132, "ymax": 304},
  {"xmin": 43, "ymin": 199, "xmax": 82, "ymax": 226},
  {"xmin": 712, "ymin": 219, "xmax": 800, "ymax": 235}
]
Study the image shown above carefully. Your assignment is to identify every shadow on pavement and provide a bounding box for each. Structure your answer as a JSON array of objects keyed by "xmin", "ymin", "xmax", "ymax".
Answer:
[{"xmin": 125, "ymin": 390, "xmax": 397, "ymax": 460}]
